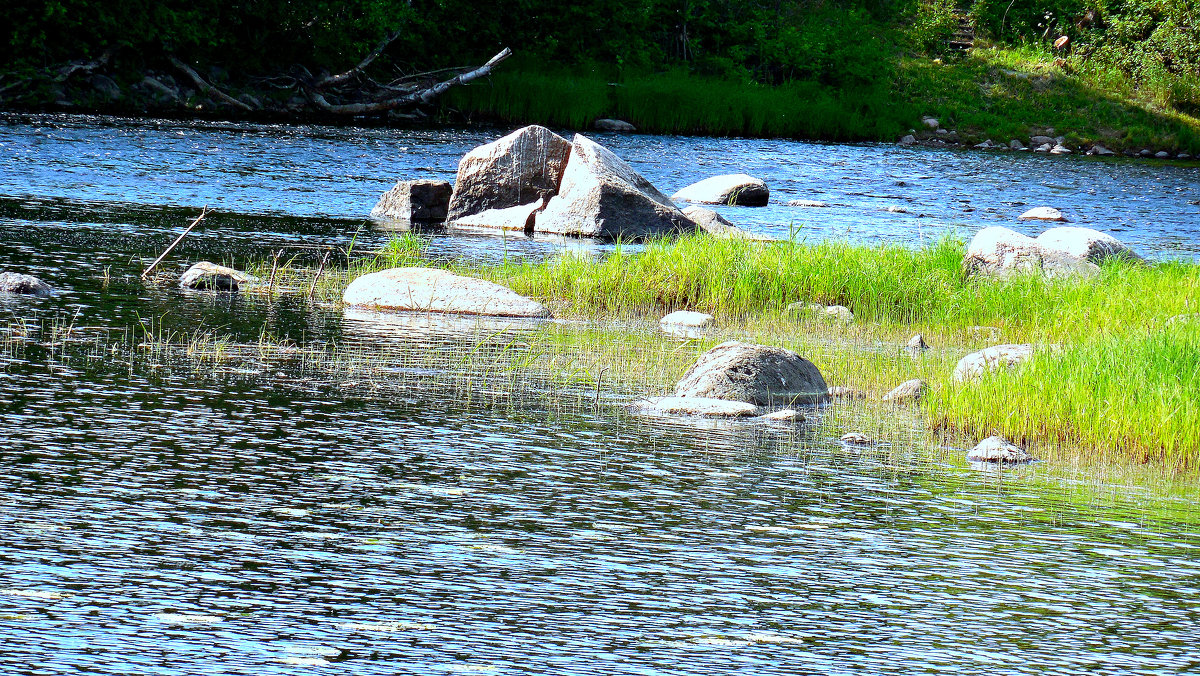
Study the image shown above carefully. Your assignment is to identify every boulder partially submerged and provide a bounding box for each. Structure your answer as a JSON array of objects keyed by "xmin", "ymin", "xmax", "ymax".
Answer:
[
  {"xmin": 0, "ymin": 272, "xmax": 52, "ymax": 296},
  {"xmin": 680, "ymin": 206, "xmax": 761, "ymax": 239},
  {"xmin": 593, "ymin": 118, "xmax": 636, "ymax": 132},
  {"xmin": 671, "ymin": 174, "xmax": 769, "ymax": 206},
  {"xmin": 534, "ymin": 134, "xmax": 696, "ymax": 239},
  {"xmin": 452, "ymin": 198, "xmax": 544, "ymax": 233},
  {"xmin": 180, "ymin": 262, "xmax": 255, "ymax": 292},
  {"xmin": 953, "ymin": 343, "xmax": 1036, "ymax": 381},
  {"xmin": 343, "ymin": 267, "xmax": 550, "ymax": 318},
  {"xmin": 882, "ymin": 379, "xmax": 926, "ymax": 403},
  {"xmin": 1018, "ymin": 207, "xmax": 1068, "ymax": 222},
  {"xmin": 660, "ymin": 310, "xmax": 715, "ymax": 337},
  {"xmin": 967, "ymin": 436, "xmax": 1035, "ymax": 463},
  {"xmin": 674, "ymin": 341, "xmax": 829, "ymax": 406},
  {"xmin": 446, "ymin": 125, "xmax": 571, "ymax": 222},
  {"xmin": 371, "ymin": 180, "xmax": 452, "ymax": 222}
]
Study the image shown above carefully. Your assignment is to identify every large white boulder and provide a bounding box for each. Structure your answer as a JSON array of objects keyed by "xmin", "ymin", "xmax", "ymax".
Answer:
[
  {"xmin": 342, "ymin": 268, "xmax": 550, "ymax": 318},
  {"xmin": 674, "ymin": 341, "xmax": 829, "ymax": 406},
  {"xmin": 671, "ymin": 173, "xmax": 769, "ymax": 206},
  {"xmin": 1018, "ymin": 207, "xmax": 1068, "ymax": 222},
  {"xmin": 446, "ymin": 125, "xmax": 572, "ymax": 222},
  {"xmin": 963, "ymin": 226, "xmax": 1099, "ymax": 278},
  {"xmin": 534, "ymin": 134, "xmax": 696, "ymax": 239},
  {"xmin": 953, "ymin": 343, "xmax": 1036, "ymax": 382},
  {"xmin": 1035, "ymin": 226, "xmax": 1143, "ymax": 264}
]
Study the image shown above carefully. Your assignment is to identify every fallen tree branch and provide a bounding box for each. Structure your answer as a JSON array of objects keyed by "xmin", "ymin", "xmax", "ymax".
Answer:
[
  {"xmin": 305, "ymin": 47, "xmax": 512, "ymax": 115},
  {"xmin": 168, "ymin": 55, "xmax": 254, "ymax": 112},
  {"xmin": 314, "ymin": 28, "xmax": 404, "ymax": 89},
  {"xmin": 55, "ymin": 50, "xmax": 113, "ymax": 82},
  {"xmin": 142, "ymin": 207, "xmax": 209, "ymax": 279}
]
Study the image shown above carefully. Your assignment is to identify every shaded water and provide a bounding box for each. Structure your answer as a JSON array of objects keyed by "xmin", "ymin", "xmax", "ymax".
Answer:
[{"xmin": 2, "ymin": 114, "xmax": 1200, "ymax": 674}]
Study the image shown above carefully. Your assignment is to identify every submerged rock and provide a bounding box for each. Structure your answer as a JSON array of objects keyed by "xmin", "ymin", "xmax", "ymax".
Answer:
[
  {"xmin": 967, "ymin": 435, "xmax": 1035, "ymax": 463},
  {"xmin": 881, "ymin": 378, "xmax": 926, "ymax": 404},
  {"xmin": 671, "ymin": 174, "xmax": 769, "ymax": 206},
  {"xmin": 342, "ymin": 267, "xmax": 550, "ymax": 318},
  {"xmin": 180, "ymin": 262, "xmax": 255, "ymax": 292},
  {"xmin": 534, "ymin": 134, "xmax": 696, "ymax": 239},
  {"xmin": 840, "ymin": 432, "xmax": 875, "ymax": 445},
  {"xmin": 786, "ymin": 302, "xmax": 853, "ymax": 323},
  {"xmin": 905, "ymin": 333, "xmax": 930, "ymax": 357},
  {"xmin": 593, "ymin": 118, "xmax": 636, "ymax": 132},
  {"xmin": 0, "ymin": 272, "xmax": 52, "ymax": 296},
  {"xmin": 827, "ymin": 386, "xmax": 868, "ymax": 400},
  {"xmin": 760, "ymin": 408, "xmax": 805, "ymax": 422},
  {"xmin": 953, "ymin": 343, "xmax": 1036, "ymax": 381},
  {"xmin": 787, "ymin": 199, "xmax": 830, "ymax": 208},
  {"xmin": 630, "ymin": 396, "xmax": 761, "ymax": 417},
  {"xmin": 370, "ymin": 179, "xmax": 452, "ymax": 222},
  {"xmin": 674, "ymin": 341, "xmax": 829, "ymax": 406},
  {"xmin": 446, "ymin": 125, "xmax": 572, "ymax": 222}
]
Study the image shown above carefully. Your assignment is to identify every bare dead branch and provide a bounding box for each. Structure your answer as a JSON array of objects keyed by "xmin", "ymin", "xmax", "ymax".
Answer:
[
  {"xmin": 315, "ymin": 28, "xmax": 405, "ymax": 89},
  {"xmin": 55, "ymin": 50, "xmax": 113, "ymax": 82},
  {"xmin": 168, "ymin": 55, "xmax": 255, "ymax": 112},
  {"xmin": 306, "ymin": 47, "xmax": 512, "ymax": 115},
  {"xmin": 142, "ymin": 207, "xmax": 209, "ymax": 279}
]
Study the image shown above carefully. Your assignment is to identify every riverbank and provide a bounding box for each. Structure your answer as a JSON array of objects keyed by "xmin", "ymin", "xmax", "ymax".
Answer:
[{"xmin": 241, "ymin": 231, "xmax": 1200, "ymax": 473}]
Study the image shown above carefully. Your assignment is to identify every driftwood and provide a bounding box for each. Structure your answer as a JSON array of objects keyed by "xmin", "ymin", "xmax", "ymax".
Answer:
[
  {"xmin": 142, "ymin": 207, "xmax": 209, "ymax": 279},
  {"xmin": 314, "ymin": 28, "xmax": 405, "ymax": 89},
  {"xmin": 305, "ymin": 47, "xmax": 512, "ymax": 115},
  {"xmin": 169, "ymin": 55, "xmax": 255, "ymax": 111},
  {"xmin": 55, "ymin": 50, "xmax": 113, "ymax": 82}
]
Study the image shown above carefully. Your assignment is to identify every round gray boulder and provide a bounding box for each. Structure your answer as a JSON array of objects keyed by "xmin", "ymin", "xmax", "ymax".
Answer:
[
  {"xmin": 0, "ymin": 272, "xmax": 52, "ymax": 296},
  {"xmin": 671, "ymin": 173, "xmax": 769, "ymax": 206},
  {"xmin": 180, "ymin": 262, "xmax": 255, "ymax": 292},
  {"xmin": 967, "ymin": 436, "xmax": 1035, "ymax": 463},
  {"xmin": 674, "ymin": 341, "xmax": 829, "ymax": 406},
  {"xmin": 953, "ymin": 343, "xmax": 1035, "ymax": 381}
]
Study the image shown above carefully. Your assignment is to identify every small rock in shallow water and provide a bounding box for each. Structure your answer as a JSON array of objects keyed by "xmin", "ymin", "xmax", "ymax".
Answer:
[
  {"xmin": 881, "ymin": 378, "xmax": 926, "ymax": 404},
  {"xmin": 0, "ymin": 272, "xmax": 52, "ymax": 296},
  {"xmin": 827, "ymin": 386, "xmax": 868, "ymax": 400},
  {"xmin": 593, "ymin": 118, "xmax": 636, "ymax": 132},
  {"xmin": 180, "ymin": 262, "xmax": 255, "ymax": 292},
  {"xmin": 1155, "ymin": 151, "xmax": 1170, "ymax": 159},
  {"xmin": 660, "ymin": 310, "xmax": 715, "ymax": 337},
  {"xmin": 840, "ymin": 432, "xmax": 874, "ymax": 445},
  {"xmin": 953, "ymin": 343, "xmax": 1035, "ymax": 381},
  {"xmin": 674, "ymin": 341, "xmax": 829, "ymax": 406},
  {"xmin": 898, "ymin": 134, "xmax": 917, "ymax": 146},
  {"xmin": 787, "ymin": 199, "xmax": 829, "ymax": 208},
  {"xmin": 1009, "ymin": 139, "xmax": 1026, "ymax": 150},
  {"xmin": 1050, "ymin": 144, "xmax": 1072, "ymax": 155},
  {"xmin": 905, "ymin": 333, "xmax": 930, "ymax": 356},
  {"xmin": 1018, "ymin": 207, "xmax": 1068, "ymax": 222},
  {"xmin": 967, "ymin": 435, "xmax": 1034, "ymax": 463}
]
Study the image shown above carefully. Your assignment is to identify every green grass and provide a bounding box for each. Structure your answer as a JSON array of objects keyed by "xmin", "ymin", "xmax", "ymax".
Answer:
[{"xmin": 248, "ymin": 231, "xmax": 1200, "ymax": 471}]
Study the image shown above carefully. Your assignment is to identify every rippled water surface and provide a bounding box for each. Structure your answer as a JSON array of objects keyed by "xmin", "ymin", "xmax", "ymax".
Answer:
[{"xmin": 1, "ymin": 114, "xmax": 1200, "ymax": 675}]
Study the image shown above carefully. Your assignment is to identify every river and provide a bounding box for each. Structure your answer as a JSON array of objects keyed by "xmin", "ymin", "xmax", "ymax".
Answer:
[{"xmin": 1, "ymin": 113, "xmax": 1199, "ymax": 675}]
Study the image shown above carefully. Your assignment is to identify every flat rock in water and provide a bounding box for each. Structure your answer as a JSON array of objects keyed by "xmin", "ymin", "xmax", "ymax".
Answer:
[
  {"xmin": 963, "ymin": 226, "xmax": 1099, "ymax": 279},
  {"xmin": 180, "ymin": 262, "xmax": 255, "ymax": 292},
  {"xmin": 534, "ymin": 134, "xmax": 696, "ymax": 239},
  {"xmin": 452, "ymin": 198, "xmax": 544, "ymax": 233},
  {"xmin": 953, "ymin": 343, "xmax": 1035, "ymax": 381},
  {"xmin": 674, "ymin": 340, "xmax": 829, "ymax": 406},
  {"xmin": 631, "ymin": 396, "xmax": 761, "ymax": 418},
  {"xmin": 787, "ymin": 199, "xmax": 829, "ymax": 207},
  {"xmin": 882, "ymin": 378, "xmax": 926, "ymax": 403},
  {"xmin": 759, "ymin": 408, "xmax": 804, "ymax": 422},
  {"xmin": 660, "ymin": 310, "xmax": 715, "ymax": 332},
  {"xmin": 785, "ymin": 302, "xmax": 853, "ymax": 322},
  {"xmin": 593, "ymin": 118, "xmax": 636, "ymax": 132},
  {"xmin": 840, "ymin": 432, "xmax": 875, "ymax": 445},
  {"xmin": 1035, "ymin": 226, "xmax": 1142, "ymax": 264},
  {"xmin": 370, "ymin": 180, "xmax": 451, "ymax": 222},
  {"xmin": 671, "ymin": 174, "xmax": 769, "ymax": 206},
  {"xmin": 680, "ymin": 206, "xmax": 760, "ymax": 239},
  {"xmin": 0, "ymin": 272, "xmax": 52, "ymax": 296},
  {"xmin": 1018, "ymin": 207, "xmax": 1068, "ymax": 222},
  {"xmin": 967, "ymin": 435, "xmax": 1034, "ymax": 463},
  {"xmin": 446, "ymin": 125, "xmax": 572, "ymax": 221},
  {"xmin": 342, "ymin": 267, "xmax": 551, "ymax": 318}
]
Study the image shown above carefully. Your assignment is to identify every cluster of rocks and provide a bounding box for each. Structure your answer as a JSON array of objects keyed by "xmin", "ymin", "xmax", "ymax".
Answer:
[
  {"xmin": 963, "ymin": 220, "xmax": 1142, "ymax": 279},
  {"xmin": 373, "ymin": 125, "xmax": 769, "ymax": 240},
  {"xmin": 898, "ymin": 119, "xmax": 1193, "ymax": 159}
]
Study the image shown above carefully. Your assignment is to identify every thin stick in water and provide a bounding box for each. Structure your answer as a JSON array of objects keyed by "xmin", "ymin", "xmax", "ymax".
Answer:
[
  {"xmin": 142, "ymin": 207, "xmax": 210, "ymax": 279},
  {"xmin": 308, "ymin": 250, "xmax": 331, "ymax": 300}
]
